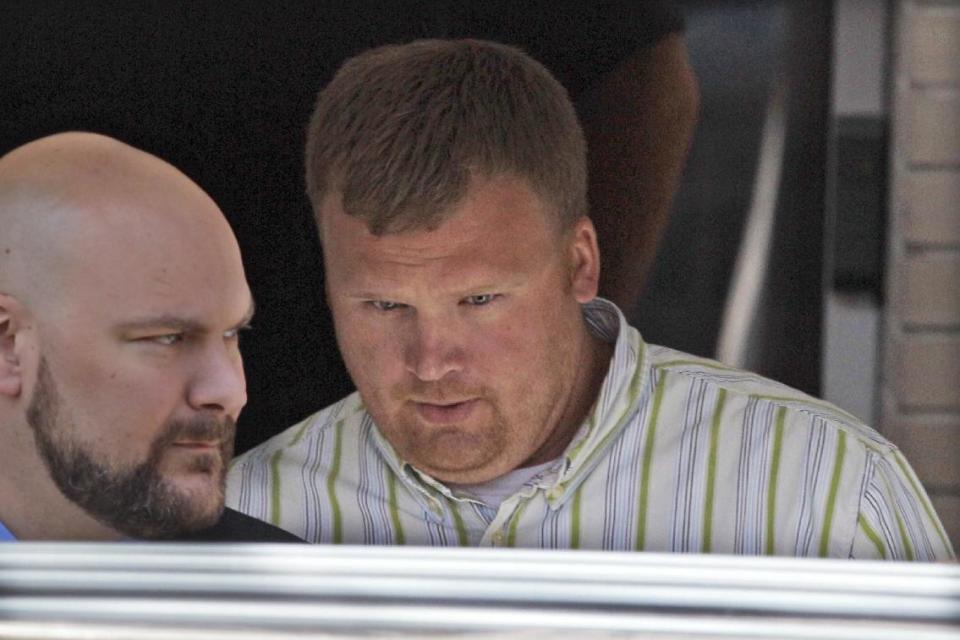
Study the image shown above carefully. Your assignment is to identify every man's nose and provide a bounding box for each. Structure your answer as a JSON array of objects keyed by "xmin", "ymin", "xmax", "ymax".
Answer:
[
  {"xmin": 187, "ymin": 343, "xmax": 247, "ymax": 417},
  {"xmin": 403, "ymin": 317, "xmax": 465, "ymax": 382}
]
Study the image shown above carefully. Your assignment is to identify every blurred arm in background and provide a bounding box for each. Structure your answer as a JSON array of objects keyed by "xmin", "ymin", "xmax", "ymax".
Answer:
[{"xmin": 580, "ymin": 32, "xmax": 700, "ymax": 311}]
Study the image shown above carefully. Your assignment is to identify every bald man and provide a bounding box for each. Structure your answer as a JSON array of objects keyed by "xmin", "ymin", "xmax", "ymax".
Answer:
[{"xmin": 0, "ymin": 132, "xmax": 298, "ymax": 541}]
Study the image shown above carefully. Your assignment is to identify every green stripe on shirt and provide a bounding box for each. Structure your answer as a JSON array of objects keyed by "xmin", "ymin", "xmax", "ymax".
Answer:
[
  {"xmin": 879, "ymin": 469, "xmax": 916, "ymax": 561},
  {"xmin": 506, "ymin": 499, "xmax": 531, "ymax": 547},
  {"xmin": 753, "ymin": 394, "xmax": 861, "ymax": 425},
  {"xmin": 327, "ymin": 419, "xmax": 345, "ymax": 544},
  {"xmin": 858, "ymin": 516, "xmax": 887, "ymax": 560},
  {"xmin": 819, "ymin": 430, "xmax": 847, "ymax": 557},
  {"xmin": 636, "ymin": 370, "xmax": 668, "ymax": 551},
  {"xmin": 269, "ymin": 449, "xmax": 284, "ymax": 526},
  {"xmin": 894, "ymin": 508, "xmax": 915, "ymax": 561},
  {"xmin": 765, "ymin": 406, "xmax": 786, "ymax": 555},
  {"xmin": 892, "ymin": 449, "xmax": 952, "ymax": 553},
  {"xmin": 451, "ymin": 504, "xmax": 469, "ymax": 546},
  {"xmin": 701, "ymin": 388, "xmax": 726, "ymax": 553},
  {"xmin": 571, "ymin": 485, "xmax": 583, "ymax": 549},
  {"xmin": 387, "ymin": 472, "xmax": 406, "ymax": 545}
]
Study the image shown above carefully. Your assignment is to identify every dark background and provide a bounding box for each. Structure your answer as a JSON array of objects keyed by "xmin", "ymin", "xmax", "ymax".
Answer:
[
  {"xmin": 1, "ymin": 1, "xmax": 685, "ymax": 453},
  {"xmin": 1, "ymin": 1, "xmax": 829, "ymax": 454}
]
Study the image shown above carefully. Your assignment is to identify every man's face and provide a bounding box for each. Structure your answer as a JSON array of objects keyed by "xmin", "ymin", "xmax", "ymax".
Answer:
[
  {"xmin": 20, "ymin": 186, "xmax": 252, "ymax": 539},
  {"xmin": 323, "ymin": 175, "xmax": 600, "ymax": 484},
  {"xmin": 27, "ymin": 356, "xmax": 235, "ymax": 539}
]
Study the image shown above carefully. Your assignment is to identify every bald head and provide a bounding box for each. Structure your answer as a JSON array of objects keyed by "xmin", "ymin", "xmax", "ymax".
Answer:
[
  {"xmin": 0, "ymin": 133, "xmax": 239, "ymax": 312},
  {"xmin": 0, "ymin": 133, "xmax": 252, "ymax": 541}
]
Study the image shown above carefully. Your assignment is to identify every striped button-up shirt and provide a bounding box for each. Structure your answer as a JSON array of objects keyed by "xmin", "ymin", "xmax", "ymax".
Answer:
[{"xmin": 226, "ymin": 299, "xmax": 954, "ymax": 560}]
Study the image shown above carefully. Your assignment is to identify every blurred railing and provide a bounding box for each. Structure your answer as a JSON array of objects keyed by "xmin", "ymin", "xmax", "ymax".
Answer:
[{"xmin": 0, "ymin": 544, "xmax": 957, "ymax": 639}]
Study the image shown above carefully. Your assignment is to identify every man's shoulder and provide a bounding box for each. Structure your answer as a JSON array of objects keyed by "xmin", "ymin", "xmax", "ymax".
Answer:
[
  {"xmin": 233, "ymin": 392, "xmax": 366, "ymax": 463},
  {"xmin": 173, "ymin": 508, "xmax": 303, "ymax": 543},
  {"xmin": 644, "ymin": 344, "xmax": 893, "ymax": 452},
  {"xmin": 224, "ymin": 392, "xmax": 381, "ymax": 538}
]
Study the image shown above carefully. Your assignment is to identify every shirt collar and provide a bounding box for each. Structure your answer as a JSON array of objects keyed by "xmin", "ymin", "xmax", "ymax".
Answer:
[
  {"xmin": 368, "ymin": 297, "xmax": 651, "ymax": 512},
  {"xmin": 366, "ymin": 415, "xmax": 449, "ymax": 519},
  {"xmin": 0, "ymin": 520, "xmax": 17, "ymax": 542},
  {"xmin": 544, "ymin": 297, "xmax": 650, "ymax": 508}
]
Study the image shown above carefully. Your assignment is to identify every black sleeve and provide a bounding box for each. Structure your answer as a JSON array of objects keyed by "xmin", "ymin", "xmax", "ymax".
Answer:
[{"xmin": 442, "ymin": 0, "xmax": 685, "ymax": 97}]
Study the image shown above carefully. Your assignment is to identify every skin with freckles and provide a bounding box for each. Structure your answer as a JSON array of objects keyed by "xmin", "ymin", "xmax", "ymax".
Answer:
[
  {"xmin": 0, "ymin": 132, "xmax": 252, "ymax": 540},
  {"xmin": 322, "ymin": 174, "xmax": 612, "ymax": 485}
]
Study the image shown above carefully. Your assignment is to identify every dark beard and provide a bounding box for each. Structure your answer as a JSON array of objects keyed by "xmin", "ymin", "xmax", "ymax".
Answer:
[{"xmin": 26, "ymin": 357, "xmax": 235, "ymax": 539}]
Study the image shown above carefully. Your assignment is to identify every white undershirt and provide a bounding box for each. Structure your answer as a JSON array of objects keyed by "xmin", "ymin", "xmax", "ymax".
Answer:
[{"xmin": 448, "ymin": 458, "xmax": 559, "ymax": 509}]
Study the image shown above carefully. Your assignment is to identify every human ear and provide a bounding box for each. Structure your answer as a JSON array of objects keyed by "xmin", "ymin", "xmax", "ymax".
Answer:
[
  {"xmin": 0, "ymin": 294, "xmax": 24, "ymax": 398},
  {"xmin": 567, "ymin": 217, "xmax": 601, "ymax": 303}
]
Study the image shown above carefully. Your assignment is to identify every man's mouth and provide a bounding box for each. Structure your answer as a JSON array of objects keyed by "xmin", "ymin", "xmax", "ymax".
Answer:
[
  {"xmin": 170, "ymin": 441, "xmax": 220, "ymax": 451},
  {"xmin": 413, "ymin": 399, "xmax": 479, "ymax": 424}
]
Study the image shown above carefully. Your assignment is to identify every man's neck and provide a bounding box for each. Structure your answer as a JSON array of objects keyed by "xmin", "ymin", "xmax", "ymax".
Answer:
[
  {"xmin": 449, "ymin": 457, "xmax": 559, "ymax": 509},
  {"xmin": 522, "ymin": 325, "xmax": 615, "ymax": 467}
]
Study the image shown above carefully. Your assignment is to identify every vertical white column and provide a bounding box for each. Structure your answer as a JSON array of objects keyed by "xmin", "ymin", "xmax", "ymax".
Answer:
[{"xmin": 821, "ymin": 0, "xmax": 889, "ymax": 425}]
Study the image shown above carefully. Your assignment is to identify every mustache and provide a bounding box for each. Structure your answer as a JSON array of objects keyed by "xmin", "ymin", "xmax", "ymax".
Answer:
[
  {"xmin": 394, "ymin": 380, "xmax": 488, "ymax": 404},
  {"xmin": 152, "ymin": 414, "xmax": 236, "ymax": 453}
]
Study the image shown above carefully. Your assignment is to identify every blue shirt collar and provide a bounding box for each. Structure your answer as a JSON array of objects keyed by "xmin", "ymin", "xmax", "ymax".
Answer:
[{"xmin": 0, "ymin": 520, "xmax": 16, "ymax": 542}]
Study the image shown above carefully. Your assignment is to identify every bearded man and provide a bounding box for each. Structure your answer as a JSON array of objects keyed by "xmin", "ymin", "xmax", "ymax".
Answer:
[{"xmin": 0, "ymin": 132, "xmax": 297, "ymax": 541}]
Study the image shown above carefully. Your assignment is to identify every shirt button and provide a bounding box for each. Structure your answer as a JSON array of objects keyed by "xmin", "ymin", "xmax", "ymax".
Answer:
[
  {"xmin": 491, "ymin": 531, "xmax": 505, "ymax": 546},
  {"xmin": 547, "ymin": 486, "xmax": 564, "ymax": 501}
]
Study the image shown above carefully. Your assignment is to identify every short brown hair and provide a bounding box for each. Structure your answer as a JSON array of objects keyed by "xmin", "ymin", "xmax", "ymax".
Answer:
[{"xmin": 305, "ymin": 39, "xmax": 587, "ymax": 235}]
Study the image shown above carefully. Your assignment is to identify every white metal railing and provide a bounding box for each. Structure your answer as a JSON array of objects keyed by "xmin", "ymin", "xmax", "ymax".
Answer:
[{"xmin": 0, "ymin": 543, "xmax": 957, "ymax": 639}]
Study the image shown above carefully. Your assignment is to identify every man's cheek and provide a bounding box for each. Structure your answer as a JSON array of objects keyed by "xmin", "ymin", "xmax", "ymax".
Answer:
[
  {"xmin": 349, "ymin": 325, "xmax": 383, "ymax": 359},
  {"xmin": 341, "ymin": 327, "xmax": 392, "ymax": 387},
  {"xmin": 335, "ymin": 315, "xmax": 369, "ymax": 355}
]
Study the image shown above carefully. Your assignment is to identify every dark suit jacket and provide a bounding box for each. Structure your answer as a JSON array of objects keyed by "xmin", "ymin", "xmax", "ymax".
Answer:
[{"xmin": 174, "ymin": 508, "xmax": 303, "ymax": 542}]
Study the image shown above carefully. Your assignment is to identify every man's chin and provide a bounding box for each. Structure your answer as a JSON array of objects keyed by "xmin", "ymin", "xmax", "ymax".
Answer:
[
  {"xmin": 168, "ymin": 476, "xmax": 223, "ymax": 506},
  {"xmin": 407, "ymin": 445, "xmax": 509, "ymax": 485},
  {"xmin": 106, "ymin": 469, "xmax": 227, "ymax": 540},
  {"xmin": 171, "ymin": 499, "xmax": 225, "ymax": 534},
  {"xmin": 119, "ymin": 492, "xmax": 224, "ymax": 540},
  {"xmin": 166, "ymin": 467, "xmax": 227, "ymax": 511}
]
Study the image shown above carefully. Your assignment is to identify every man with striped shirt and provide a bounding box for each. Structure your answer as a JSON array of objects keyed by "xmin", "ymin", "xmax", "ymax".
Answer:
[{"xmin": 226, "ymin": 40, "xmax": 953, "ymax": 559}]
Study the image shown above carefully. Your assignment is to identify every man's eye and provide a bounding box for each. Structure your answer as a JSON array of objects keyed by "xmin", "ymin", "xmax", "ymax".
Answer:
[
  {"xmin": 224, "ymin": 324, "xmax": 252, "ymax": 340},
  {"xmin": 370, "ymin": 300, "xmax": 404, "ymax": 312},
  {"xmin": 150, "ymin": 334, "xmax": 183, "ymax": 346},
  {"xmin": 463, "ymin": 294, "xmax": 497, "ymax": 306}
]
